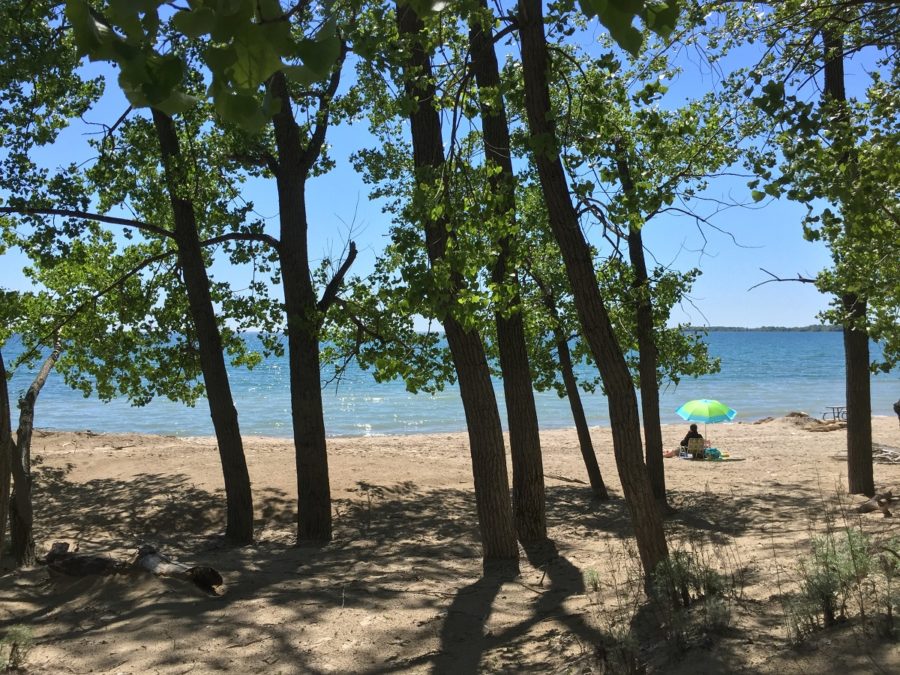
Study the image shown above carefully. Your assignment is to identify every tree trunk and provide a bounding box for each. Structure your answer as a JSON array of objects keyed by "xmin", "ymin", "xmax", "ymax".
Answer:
[
  {"xmin": 822, "ymin": 31, "xmax": 874, "ymax": 497},
  {"xmin": 615, "ymin": 145, "xmax": 667, "ymax": 505},
  {"xmin": 9, "ymin": 343, "xmax": 60, "ymax": 566},
  {"xmin": 550, "ymin": 307, "xmax": 608, "ymax": 499},
  {"xmin": 530, "ymin": 275, "xmax": 608, "ymax": 498},
  {"xmin": 843, "ymin": 293, "xmax": 873, "ymax": 496},
  {"xmin": 152, "ymin": 110, "xmax": 254, "ymax": 544},
  {"xmin": 269, "ymin": 71, "xmax": 334, "ymax": 542},
  {"xmin": 397, "ymin": 1, "xmax": 519, "ymax": 569},
  {"xmin": 0, "ymin": 350, "xmax": 13, "ymax": 556},
  {"xmin": 517, "ymin": 0, "xmax": 668, "ymax": 579},
  {"xmin": 469, "ymin": 0, "xmax": 546, "ymax": 543}
]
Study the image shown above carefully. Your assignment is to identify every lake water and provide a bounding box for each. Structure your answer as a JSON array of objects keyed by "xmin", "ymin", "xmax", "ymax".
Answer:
[{"xmin": 4, "ymin": 331, "xmax": 898, "ymax": 437}]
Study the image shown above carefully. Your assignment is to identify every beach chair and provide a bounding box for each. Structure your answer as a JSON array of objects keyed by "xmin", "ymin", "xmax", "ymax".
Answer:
[{"xmin": 686, "ymin": 437, "xmax": 705, "ymax": 460}]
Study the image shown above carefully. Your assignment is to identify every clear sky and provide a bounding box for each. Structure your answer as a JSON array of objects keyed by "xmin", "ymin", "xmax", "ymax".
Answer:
[{"xmin": 0, "ymin": 14, "xmax": 878, "ymax": 330}]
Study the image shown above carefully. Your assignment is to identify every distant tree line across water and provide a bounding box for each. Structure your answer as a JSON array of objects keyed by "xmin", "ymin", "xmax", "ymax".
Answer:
[{"xmin": 684, "ymin": 325, "xmax": 841, "ymax": 333}]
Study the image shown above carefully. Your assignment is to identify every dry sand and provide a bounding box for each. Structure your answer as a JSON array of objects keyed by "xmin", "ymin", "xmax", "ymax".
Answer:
[{"xmin": 2, "ymin": 414, "xmax": 900, "ymax": 673}]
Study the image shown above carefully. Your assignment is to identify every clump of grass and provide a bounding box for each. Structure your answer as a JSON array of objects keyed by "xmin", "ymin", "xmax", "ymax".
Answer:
[
  {"xmin": 875, "ymin": 537, "xmax": 900, "ymax": 637},
  {"xmin": 781, "ymin": 484, "xmax": 900, "ymax": 643},
  {"xmin": 648, "ymin": 537, "xmax": 737, "ymax": 650},
  {"xmin": 583, "ymin": 568, "xmax": 602, "ymax": 594},
  {"xmin": 580, "ymin": 542, "xmax": 645, "ymax": 674},
  {"xmin": 1, "ymin": 625, "xmax": 33, "ymax": 671}
]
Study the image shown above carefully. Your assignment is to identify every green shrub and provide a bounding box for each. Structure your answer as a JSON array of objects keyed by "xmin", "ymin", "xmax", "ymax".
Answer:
[{"xmin": 1, "ymin": 625, "xmax": 33, "ymax": 671}]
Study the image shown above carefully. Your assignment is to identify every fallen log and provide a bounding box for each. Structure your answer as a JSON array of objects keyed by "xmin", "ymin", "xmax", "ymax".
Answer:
[
  {"xmin": 134, "ymin": 544, "xmax": 223, "ymax": 594},
  {"xmin": 44, "ymin": 542, "xmax": 130, "ymax": 576},
  {"xmin": 42, "ymin": 542, "xmax": 223, "ymax": 593},
  {"xmin": 856, "ymin": 491, "xmax": 893, "ymax": 517}
]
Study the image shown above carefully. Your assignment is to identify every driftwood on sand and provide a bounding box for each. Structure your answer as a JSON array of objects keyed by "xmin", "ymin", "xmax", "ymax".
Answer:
[
  {"xmin": 855, "ymin": 491, "xmax": 894, "ymax": 517},
  {"xmin": 43, "ymin": 542, "xmax": 223, "ymax": 593},
  {"xmin": 133, "ymin": 544, "xmax": 223, "ymax": 593}
]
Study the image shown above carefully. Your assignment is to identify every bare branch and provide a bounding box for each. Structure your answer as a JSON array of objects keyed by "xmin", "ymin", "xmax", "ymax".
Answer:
[{"xmin": 748, "ymin": 267, "xmax": 817, "ymax": 291}]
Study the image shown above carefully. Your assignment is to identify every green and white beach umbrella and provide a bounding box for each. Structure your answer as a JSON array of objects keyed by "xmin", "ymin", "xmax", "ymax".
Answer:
[
  {"xmin": 675, "ymin": 399, "xmax": 738, "ymax": 424},
  {"xmin": 675, "ymin": 399, "xmax": 737, "ymax": 436}
]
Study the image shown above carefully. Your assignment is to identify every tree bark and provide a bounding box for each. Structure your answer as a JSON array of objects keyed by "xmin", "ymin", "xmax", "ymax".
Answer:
[
  {"xmin": 269, "ymin": 71, "xmax": 334, "ymax": 542},
  {"xmin": 517, "ymin": 0, "xmax": 668, "ymax": 579},
  {"xmin": 0, "ymin": 350, "xmax": 13, "ymax": 556},
  {"xmin": 397, "ymin": 2, "xmax": 519, "ymax": 569},
  {"xmin": 843, "ymin": 293, "xmax": 873, "ymax": 495},
  {"xmin": 822, "ymin": 30, "xmax": 874, "ymax": 497},
  {"xmin": 469, "ymin": 0, "xmax": 546, "ymax": 543},
  {"xmin": 537, "ymin": 289, "xmax": 608, "ymax": 499},
  {"xmin": 152, "ymin": 110, "xmax": 254, "ymax": 544},
  {"xmin": 9, "ymin": 343, "xmax": 60, "ymax": 566},
  {"xmin": 615, "ymin": 145, "xmax": 667, "ymax": 505}
]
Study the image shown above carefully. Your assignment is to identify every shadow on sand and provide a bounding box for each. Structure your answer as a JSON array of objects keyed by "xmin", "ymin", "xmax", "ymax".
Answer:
[{"xmin": 0, "ymin": 463, "xmax": 862, "ymax": 673}]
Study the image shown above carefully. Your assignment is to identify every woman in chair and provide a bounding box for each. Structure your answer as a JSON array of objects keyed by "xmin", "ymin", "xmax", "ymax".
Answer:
[{"xmin": 680, "ymin": 423, "xmax": 703, "ymax": 449}]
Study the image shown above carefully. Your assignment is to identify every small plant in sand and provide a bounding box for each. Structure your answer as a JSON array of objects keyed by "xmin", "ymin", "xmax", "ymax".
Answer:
[
  {"xmin": 580, "ymin": 542, "xmax": 645, "ymax": 674},
  {"xmin": 583, "ymin": 568, "xmax": 602, "ymax": 594},
  {"xmin": 649, "ymin": 537, "xmax": 736, "ymax": 648},
  {"xmin": 783, "ymin": 490, "xmax": 900, "ymax": 643},
  {"xmin": 1, "ymin": 625, "xmax": 33, "ymax": 672},
  {"xmin": 874, "ymin": 537, "xmax": 900, "ymax": 637},
  {"xmin": 578, "ymin": 535, "xmax": 742, "ymax": 672}
]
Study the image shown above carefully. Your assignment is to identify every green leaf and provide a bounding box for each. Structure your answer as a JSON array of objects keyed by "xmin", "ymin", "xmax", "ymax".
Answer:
[
  {"xmin": 642, "ymin": 1, "xmax": 680, "ymax": 38},
  {"xmin": 231, "ymin": 25, "xmax": 284, "ymax": 89},
  {"xmin": 142, "ymin": 53, "xmax": 186, "ymax": 103},
  {"xmin": 282, "ymin": 64, "xmax": 317, "ymax": 85},
  {"xmin": 65, "ymin": 0, "xmax": 117, "ymax": 60},
  {"xmin": 596, "ymin": 4, "xmax": 644, "ymax": 56},
  {"xmin": 107, "ymin": 0, "xmax": 144, "ymax": 40},
  {"xmin": 172, "ymin": 8, "xmax": 217, "ymax": 38},
  {"xmin": 216, "ymin": 91, "xmax": 267, "ymax": 132},
  {"xmin": 204, "ymin": 45, "xmax": 238, "ymax": 73},
  {"xmin": 751, "ymin": 190, "xmax": 765, "ymax": 202},
  {"xmin": 295, "ymin": 29, "xmax": 341, "ymax": 78},
  {"xmin": 153, "ymin": 91, "xmax": 200, "ymax": 116}
]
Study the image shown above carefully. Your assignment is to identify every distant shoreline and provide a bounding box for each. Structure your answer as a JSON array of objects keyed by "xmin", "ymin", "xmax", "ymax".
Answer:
[
  {"xmin": 683, "ymin": 325, "xmax": 840, "ymax": 332},
  {"xmin": 35, "ymin": 415, "xmax": 899, "ymax": 442}
]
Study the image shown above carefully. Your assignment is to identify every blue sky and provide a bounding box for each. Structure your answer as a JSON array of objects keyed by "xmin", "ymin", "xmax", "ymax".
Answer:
[{"xmin": 1, "ymin": 14, "xmax": 877, "ymax": 330}]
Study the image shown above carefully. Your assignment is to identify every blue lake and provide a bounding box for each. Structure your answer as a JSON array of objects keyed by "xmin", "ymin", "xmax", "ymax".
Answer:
[{"xmin": 4, "ymin": 331, "xmax": 898, "ymax": 437}]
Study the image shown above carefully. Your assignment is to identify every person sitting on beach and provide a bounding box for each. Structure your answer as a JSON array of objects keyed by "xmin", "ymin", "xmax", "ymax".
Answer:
[
  {"xmin": 894, "ymin": 399, "xmax": 900, "ymax": 427},
  {"xmin": 680, "ymin": 423, "xmax": 703, "ymax": 449}
]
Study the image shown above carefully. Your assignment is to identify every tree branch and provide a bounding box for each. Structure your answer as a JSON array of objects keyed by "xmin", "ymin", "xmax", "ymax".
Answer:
[
  {"xmin": 748, "ymin": 267, "xmax": 818, "ymax": 291},
  {"xmin": 300, "ymin": 40, "xmax": 348, "ymax": 176},
  {"xmin": 15, "ymin": 250, "xmax": 178, "ymax": 369},
  {"xmin": 0, "ymin": 207, "xmax": 173, "ymax": 239},
  {"xmin": 200, "ymin": 231, "xmax": 281, "ymax": 251},
  {"xmin": 318, "ymin": 240, "xmax": 357, "ymax": 313}
]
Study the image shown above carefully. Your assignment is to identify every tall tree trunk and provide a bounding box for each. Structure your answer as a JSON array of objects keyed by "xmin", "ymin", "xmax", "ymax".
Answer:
[
  {"xmin": 270, "ymin": 71, "xmax": 333, "ymax": 541},
  {"xmin": 152, "ymin": 110, "xmax": 254, "ymax": 543},
  {"xmin": 615, "ymin": 144, "xmax": 667, "ymax": 505},
  {"xmin": 469, "ymin": 0, "xmax": 546, "ymax": 544},
  {"xmin": 9, "ymin": 343, "xmax": 60, "ymax": 566},
  {"xmin": 397, "ymin": 2, "xmax": 519, "ymax": 569},
  {"xmin": 537, "ymin": 288, "xmax": 608, "ymax": 499},
  {"xmin": 843, "ymin": 293, "xmax": 873, "ymax": 495},
  {"xmin": 517, "ymin": 0, "xmax": 668, "ymax": 579},
  {"xmin": 823, "ymin": 31, "xmax": 874, "ymax": 497},
  {"xmin": 556, "ymin": 332, "xmax": 609, "ymax": 499},
  {"xmin": 0, "ymin": 350, "xmax": 12, "ymax": 556}
]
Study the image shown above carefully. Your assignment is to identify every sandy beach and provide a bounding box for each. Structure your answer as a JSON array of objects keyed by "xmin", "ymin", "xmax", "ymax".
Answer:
[{"xmin": 2, "ymin": 414, "xmax": 900, "ymax": 673}]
